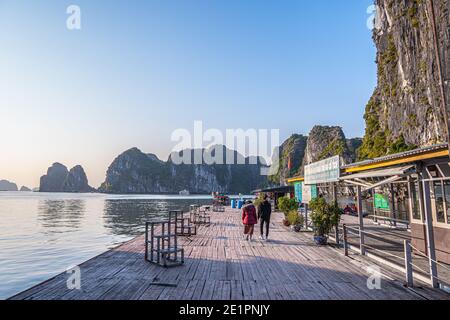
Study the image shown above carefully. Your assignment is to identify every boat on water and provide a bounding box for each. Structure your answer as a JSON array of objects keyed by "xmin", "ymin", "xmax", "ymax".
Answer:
[
  {"xmin": 212, "ymin": 193, "xmax": 230, "ymax": 206},
  {"xmin": 179, "ymin": 190, "xmax": 190, "ymax": 196}
]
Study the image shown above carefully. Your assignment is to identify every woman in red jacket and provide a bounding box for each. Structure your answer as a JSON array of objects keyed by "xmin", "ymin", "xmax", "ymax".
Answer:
[{"xmin": 242, "ymin": 200, "xmax": 258, "ymax": 242}]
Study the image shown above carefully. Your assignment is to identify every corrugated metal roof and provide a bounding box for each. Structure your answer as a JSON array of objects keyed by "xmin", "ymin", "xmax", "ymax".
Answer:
[
  {"xmin": 342, "ymin": 143, "xmax": 448, "ymax": 169},
  {"xmin": 340, "ymin": 165, "xmax": 415, "ymax": 180}
]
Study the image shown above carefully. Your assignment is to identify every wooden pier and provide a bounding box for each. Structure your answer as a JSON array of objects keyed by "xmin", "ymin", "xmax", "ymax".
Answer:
[{"xmin": 10, "ymin": 207, "xmax": 450, "ymax": 300}]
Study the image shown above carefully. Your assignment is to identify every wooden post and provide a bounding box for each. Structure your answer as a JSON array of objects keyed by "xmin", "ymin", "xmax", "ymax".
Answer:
[
  {"xmin": 335, "ymin": 227, "xmax": 340, "ymax": 246},
  {"xmin": 343, "ymin": 224, "xmax": 348, "ymax": 256},
  {"xmin": 357, "ymin": 186, "xmax": 365, "ymax": 255},
  {"xmin": 332, "ymin": 182, "xmax": 338, "ymax": 205},
  {"xmin": 373, "ymin": 187, "xmax": 378, "ymax": 223},
  {"xmin": 150, "ymin": 223, "xmax": 154, "ymax": 262},
  {"xmin": 304, "ymin": 204, "xmax": 308, "ymax": 230},
  {"xmin": 421, "ymin": 166, "xmax": 439, "ymax": 288},
  {"xmin": 404, "ymin": 240, "xmax": 413, "ymax": 287},
  {"xmin": 145, "ymin": 222, "xmax": 148, "ymax": 261},
  {"xmin": 390, "ymin": 183, "xmax": 397, "ymax": 227},
  {"xmin": 333, "ymin": 182, "xmax": 340, "ymax": 245}
]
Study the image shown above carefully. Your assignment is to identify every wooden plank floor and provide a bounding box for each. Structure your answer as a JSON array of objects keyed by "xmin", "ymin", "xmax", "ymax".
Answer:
[{"xmin": 9, "ymin": 207, "xmax": 450, "ymax": 300}]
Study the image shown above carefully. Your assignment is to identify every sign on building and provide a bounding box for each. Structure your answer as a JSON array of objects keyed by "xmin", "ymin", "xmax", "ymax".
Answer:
[
  {"xmin": 374, "ymin": 194, "xmax": 389, "ymax": 210},
  {"xmin": 302, "ymin": 183, "xmax": 318, "ymax": 204},
  {"xmin": 294, "ymin": 182, "xmax": 302, "ymax": 203},
  {"xmin": 304, "ymin": 155, "xmax": 340, "ymax": 185}
]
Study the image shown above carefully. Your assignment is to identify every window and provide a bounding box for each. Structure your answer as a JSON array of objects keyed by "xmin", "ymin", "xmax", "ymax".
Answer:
[
  {"xmin": 410, "ymin": 182, "xmax": 421, "ymax": 220},
  {"xmin": 433, "ymin": 181, "xmax": 446, "ymax": 223},
  {"xmin": 445, "ymin": 181, "xmax": 450, "ymax": 225}
]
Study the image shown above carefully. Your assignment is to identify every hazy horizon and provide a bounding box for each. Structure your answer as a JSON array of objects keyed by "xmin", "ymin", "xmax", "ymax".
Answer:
[{"xmin": 0, "ymin": 0, "xmax": 377, "ymax": 188}]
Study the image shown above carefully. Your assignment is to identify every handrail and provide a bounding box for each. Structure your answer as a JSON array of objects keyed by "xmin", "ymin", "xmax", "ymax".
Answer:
[
  {"xmin": 341, "ymin": 223, "xmax": 450, "ymax": 289},
  {"xmin": 344, "ymin": 225, "xmax": 403, "ymax": 244},
  {"xmin": 361, "ymin": 243, "xmax": 406, "ymax": 262},
  {"xmin": 409, "ymin": 261, "xmax": 431, "ymax": 275},
  {"xmin": 340, "ymin": 225, "xmax": 412, "ymax": 246},
  {"xmin": 409, "ymin": 243, "xmax": 450, "ymax": 273},
  {"xmin": 368, "ymin": 215, "xmax": 410, "ymax": 225}
]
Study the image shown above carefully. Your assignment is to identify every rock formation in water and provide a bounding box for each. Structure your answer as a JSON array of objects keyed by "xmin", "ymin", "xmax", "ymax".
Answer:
[
  {"xmin": 269, "ymin": 126, "xmax": 361, "ymax": 185},
  {"xmin": 39, "ymin": 163, "xmax": 69, "ymax": 192},
  {"xmin": 0, "ymin": 179, "xmax": 18, "ymax": 191},
  {"xmin": 19, "ymin": 186, "xmax": 31, "ymax": 192},
  {"xmin": 99, "ymin": 146, "xmax": 268, "ymax": 194},
  {"xmin": 39, "ymin": 163, "xmax": 94, "ymax": 193},
  {"xmin": 358, "ymin": 0, "xmax": 450, "ymax": 159},
  {"xmin": 62, "ymin": 165, "xmax": 94, "ymax": 193}
]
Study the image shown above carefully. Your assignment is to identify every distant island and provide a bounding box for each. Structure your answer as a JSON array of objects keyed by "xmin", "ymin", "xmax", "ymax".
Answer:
[
  {"xmin": 98, "ymin": 145, "xmax": 268, "ymax": 195},
  {"xmin": 0, "ymin": 180, "xmax": 18, "ymax": 191},
  {"xmin": 33, "ymin": 126, "xmax": 364, "ymax": 195},
  {"xmin": 39, "ymin": 163, "xmax": 95, "ymax": 193}
]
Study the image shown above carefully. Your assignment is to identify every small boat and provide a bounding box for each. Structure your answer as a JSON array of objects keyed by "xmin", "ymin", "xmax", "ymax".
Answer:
[
  {"xmin": 213, "ymin": 193, "xmax": 230, "ymax": 206},
  {"xmin": 179, "ymin": 189, "xmax": 190, "ymax": 196}
]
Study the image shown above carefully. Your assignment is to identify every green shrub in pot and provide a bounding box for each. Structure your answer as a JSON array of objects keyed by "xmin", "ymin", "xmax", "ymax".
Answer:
[{"xmin": 309, "ymin": 198, "xmax": 341, "ymax": 245}]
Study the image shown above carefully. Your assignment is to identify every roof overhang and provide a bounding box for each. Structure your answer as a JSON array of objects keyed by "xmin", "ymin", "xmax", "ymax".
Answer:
[
  {"xmin": 343, "ymin": 144, "xmax": 449, "ymax": 173},
  {"xmin": 286, "ymin": 177, "xmax": 304, "ymax": 184},
  {"xmin": 340, "ymin": 165, "xmax": 416, "ymax": 191}
]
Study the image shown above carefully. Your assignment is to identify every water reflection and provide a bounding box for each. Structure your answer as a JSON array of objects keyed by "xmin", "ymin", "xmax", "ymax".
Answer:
[
  {"xmin": 37, "ymin": 199, "xmax": 86, "ymax": 234},
  {"xmin": 0, "ymin": 193, "xmax": 213, "ymax": 299},
  {"xmin": 102, "ymin": 199, "xmax": 211, "ymax": 236}
]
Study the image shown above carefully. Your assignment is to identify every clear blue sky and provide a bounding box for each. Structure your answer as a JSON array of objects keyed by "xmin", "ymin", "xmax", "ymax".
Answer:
[{"xmin": 0, "ymin": 0, "xmax": 377, "ymax": 188}]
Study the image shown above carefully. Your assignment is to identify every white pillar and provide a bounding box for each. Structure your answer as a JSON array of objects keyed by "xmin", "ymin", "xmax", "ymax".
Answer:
[
  {"xmin": 357, "ymin": 186, "xmax": 365, "ymax": 255},
  {"xmin": 421, "ymin": 167, "xmax": 439, "ymax": 288}
]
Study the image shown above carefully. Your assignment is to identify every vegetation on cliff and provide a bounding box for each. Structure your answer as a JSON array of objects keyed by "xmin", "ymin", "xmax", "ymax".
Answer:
[{"xmin": 358, "ymin": 0, "xmax": 448, "ymax": 160}]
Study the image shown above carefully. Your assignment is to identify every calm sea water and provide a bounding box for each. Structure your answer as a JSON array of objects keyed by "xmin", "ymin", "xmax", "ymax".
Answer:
[{"xmin": 0, "ymin": 192, "xmax": 215, "ymax": 299}]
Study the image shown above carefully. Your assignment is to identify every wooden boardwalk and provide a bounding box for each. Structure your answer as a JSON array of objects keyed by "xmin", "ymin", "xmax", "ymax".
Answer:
[{"xmin": 10, "ymin": 208, "xmax": 450, "ymax": 300}]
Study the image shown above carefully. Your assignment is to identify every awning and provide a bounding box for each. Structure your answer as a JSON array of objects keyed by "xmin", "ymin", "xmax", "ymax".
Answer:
[{"xmin": 339, "ymin": 165, "xmax": 416, "ymax": 191}]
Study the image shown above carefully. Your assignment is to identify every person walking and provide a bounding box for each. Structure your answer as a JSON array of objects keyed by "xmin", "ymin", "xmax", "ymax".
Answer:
[
  {"xmin": 257, "ymin": 195, "xmax": 272, "ymax": 241},
  {"xmin": 242, "ymin": 200, "xmax": 257, "ymax": 242}
]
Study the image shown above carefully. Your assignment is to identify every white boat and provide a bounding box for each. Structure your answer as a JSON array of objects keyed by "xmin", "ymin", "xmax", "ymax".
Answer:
[{"xmin": 179, "ymin": 189, "xmax": 190, "ymax": 196}]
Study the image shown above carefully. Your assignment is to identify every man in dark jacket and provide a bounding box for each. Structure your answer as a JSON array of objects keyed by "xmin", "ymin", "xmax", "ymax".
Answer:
[{"xmin": 257, "ymin": 195, "xmax": 272, "ymax": 241}]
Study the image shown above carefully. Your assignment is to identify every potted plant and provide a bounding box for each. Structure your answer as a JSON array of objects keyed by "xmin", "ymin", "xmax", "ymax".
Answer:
[
  {"xmin": 284, "ymin": 209, "xmax": 305, "ymax": 232},
  {"xmin": 309, "ymin": 198, "xmax": 341, "ymax": 245},
  {"xmin": 294, "ymin": 214, "xmax": 305, "ymax": 232},
  {"xmin": 278, "ymin": 197, "xmax": 299, "ymax": 227},
  {"xmin": 286, "ymin": 210, "xmax": 298, "ymax": 230}
]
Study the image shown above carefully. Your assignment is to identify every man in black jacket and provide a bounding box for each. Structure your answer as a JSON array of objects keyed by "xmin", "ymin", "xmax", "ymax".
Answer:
[{"xmin": 257, "ymin": 194, "xmax": 272, "ymax": 241}]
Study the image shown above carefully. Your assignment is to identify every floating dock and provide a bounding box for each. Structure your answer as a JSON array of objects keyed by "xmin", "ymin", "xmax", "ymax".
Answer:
[{"xmin": 10, "ymin": 207, "xmax": 449, "ymax": 300}]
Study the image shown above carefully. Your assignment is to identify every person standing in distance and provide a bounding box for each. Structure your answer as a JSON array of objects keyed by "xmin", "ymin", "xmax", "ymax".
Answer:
[{"xmin": 258, "ymin": 194, "xmax": 272, "ymax": 241}]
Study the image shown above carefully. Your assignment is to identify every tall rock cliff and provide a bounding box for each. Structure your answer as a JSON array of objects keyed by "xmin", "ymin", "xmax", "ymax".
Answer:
[
  {"xmin": 302, "ymin": 126, "xmax": 358, "ymax": 167},
  {"xmin": 40, "ymin": 163, "xmax": 94, "ymax": 193},
  {"xmin": 99, "ymin": 146, "xmax": 268, "ymax": 194},
  {"xmin": 359, "ymin": 0, "xmax": 450, "ymax": 159},
  {"xmin": 269, "ymin": 127, "xmax": 361, "ymax": 185},
  {"xmin": 268, "ymin": 134, "xmax": 308, "ymax": 185}
]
